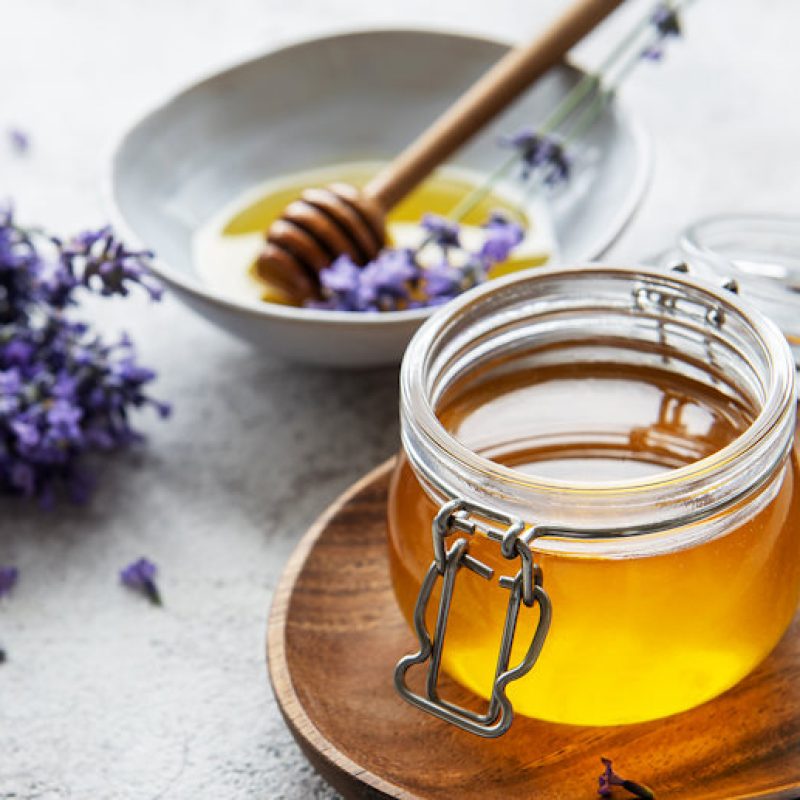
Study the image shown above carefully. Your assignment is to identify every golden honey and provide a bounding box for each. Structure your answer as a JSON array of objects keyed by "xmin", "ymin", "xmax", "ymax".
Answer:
[
  {"xmin": 192, "ymin": 162, "xmax": 552, "ymax": 305},
  {"xmin": 388, "ymin": 266, "xmax": 800, "ymax": 729}
]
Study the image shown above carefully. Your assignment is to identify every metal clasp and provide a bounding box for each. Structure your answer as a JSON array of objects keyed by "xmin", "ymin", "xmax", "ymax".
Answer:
[
  {"xmin": 634, "ymin": 264, "xmax": 741, "ymax": 330},
  {"xmin": 394, "ymin": 499, "xmax": 552, "ymax": 738}
]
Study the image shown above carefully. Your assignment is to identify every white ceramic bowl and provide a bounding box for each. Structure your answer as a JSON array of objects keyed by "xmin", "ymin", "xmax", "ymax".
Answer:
[{"xmin": 108, "ymin": 28, "xmax": 650, "ymax": 367}]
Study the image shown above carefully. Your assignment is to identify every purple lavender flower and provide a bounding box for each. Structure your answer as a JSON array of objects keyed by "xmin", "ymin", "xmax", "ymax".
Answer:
[
  {"xmin": 7, "ymin": 128, "xmax": 30, "ymax": 155},
  {"xmin": 420, "ymin": 214, "xmax": 461, "ymax": 249},
  {"xmin": 500, "ymin": 129, "xmax": 571, "ymax": 186},
  {"xmin": 319, "ymin": 255, "xmax": 363, "ymax": 311},
  {"xmin": 309, "ymin": 205, "xmax": 525, "ymax": 312},
  {"xmin": 358, "ymin": 249, "xmax": 418, "ymax": 310},
  {"xmin": 57, "ymin": 226, "xmax": 163, "ymax": 304},
  {"xmin": 480, "ymin": 212, "xmax": 525, "ymax": 265},
  {"xmin": 0, "ymin": 565, "xmax": 19, "ymax": 598},
  {"xmin": 316, "ymin": 249, "xmax": 420, "ymax": 312},
  {"xmin": 422, "ymin": 258, "xmax": 464, "ymax": 302},
  {"xmin": 0, "ymin": 208, "xmax": 168, "ymax": 505},
  {"xmin": 643, "ymin": 4, "xmax": 682, "ymax": 60},
  {"xmin": 598, "ymin": 758, "xmax": 654, "ymax": 799},
  {"xmin": 651, "ymin": 4, "xmax": 681, "ymax": 38},
  {"xmin": 120, "ymin": 557, "xmax": 162, "ymax": 606},
  {"xmin": 640, "ymin": 46, "xmax": 665, "ymax": 61}
]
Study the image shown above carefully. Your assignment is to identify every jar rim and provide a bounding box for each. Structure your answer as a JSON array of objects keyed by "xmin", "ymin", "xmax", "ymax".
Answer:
[{"xmin": 400, "ymin": 264, "xmax": 796, "ymax": 544}]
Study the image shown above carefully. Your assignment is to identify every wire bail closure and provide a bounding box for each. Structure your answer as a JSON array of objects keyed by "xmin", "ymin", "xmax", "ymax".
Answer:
[{"xmin": 394, "ymin": 498, "xmax": 552, "ymax": 738}]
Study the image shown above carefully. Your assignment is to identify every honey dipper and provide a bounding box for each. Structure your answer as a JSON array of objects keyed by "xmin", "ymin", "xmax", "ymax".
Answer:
[{"xmin": 257, "ymin": 0, "xmax": 626, "ymax": 304}]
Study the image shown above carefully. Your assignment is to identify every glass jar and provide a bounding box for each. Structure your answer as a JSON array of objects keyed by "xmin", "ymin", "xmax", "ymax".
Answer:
[
  {"xmin": 669, "ymin": 214, "xmax": 800, "ymax": 362},
  {"xmin": 388, "ymin": 265, "xmax": 799, "ymax": 736}
]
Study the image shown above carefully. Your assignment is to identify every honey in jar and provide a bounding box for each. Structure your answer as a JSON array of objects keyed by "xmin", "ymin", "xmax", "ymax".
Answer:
[{"xmin": 388, "ymin": 266, "xmax": 800, "ymax": 730}]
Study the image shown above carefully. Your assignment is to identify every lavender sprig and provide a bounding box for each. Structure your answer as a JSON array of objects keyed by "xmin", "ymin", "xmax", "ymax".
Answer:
[
  {"xmin": 448, "ymin": 0, "xmax": 690, "ymax": 221},
  {"xmin": 598, "ymin": 758, "xmax": 655, "ymax": 799},
  {"xmin": 120, "ymin": 557, "xmax": 162, "ymax": 606},
  {"xmin": 499, "ymin": 130, "xmax": 571, "ymax": 186},
  {"xmin": 58, "ymin": 227, "xmax": 163, "ymax": 303},
  {"xmin": 310, "ymin": 212, "xmax": 523, "ymax": 312},
  {"xmin": 0, "ymin": 206, "xmax": 168, "ymax": 506},
  {"xmin": 643, "ymin": 3, "xmax": 682, "ymax": 59}
]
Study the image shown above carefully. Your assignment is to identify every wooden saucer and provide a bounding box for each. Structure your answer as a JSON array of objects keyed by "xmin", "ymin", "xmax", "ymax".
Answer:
[{"xmin": 267, "ymin": 459, "xmax": 800, "ymax": 799}]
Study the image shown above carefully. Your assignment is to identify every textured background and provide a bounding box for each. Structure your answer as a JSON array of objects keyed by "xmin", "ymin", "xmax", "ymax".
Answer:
[{"xmin": 1, "ymin": 0, "xmax": 798, "ymax": 797}]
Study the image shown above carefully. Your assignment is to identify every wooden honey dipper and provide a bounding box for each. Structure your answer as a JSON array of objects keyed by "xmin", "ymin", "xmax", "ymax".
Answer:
[{"xmin": 257, "ymin": 0, "xmax": 626, "ymax": 304}]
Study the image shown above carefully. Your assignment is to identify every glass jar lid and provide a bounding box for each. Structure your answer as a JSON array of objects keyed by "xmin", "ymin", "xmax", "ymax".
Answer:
[{"xmin": 671, "ymin": 214, "xmax": 800, "ymax": 355}]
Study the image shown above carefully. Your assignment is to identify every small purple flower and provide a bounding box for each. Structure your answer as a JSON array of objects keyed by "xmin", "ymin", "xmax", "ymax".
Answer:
[
  {"xmin": 480, "ymin": 212, "xmax": 525, "ymax": 265},
  {"xmin": 316, "ymin": 249, "xmax": 420, "ymax": 312},
  {"xmin": 58, "ymin": 227, "xmax": 162, "ymax": 303},
  {"xmin": 319, "ymin": 255, "xmax": 362, "ymax": 311},
  {"xmin": 422, "ymin": 258, "xmax": 465, "ymax": 302},
  {"xmin": 11, "ymin": 418, "xmax": 39, "ymax": 449},
  {"xmin": 0, "ymin": 565, "xmax": 19, "ymax": 598},
  {"xmin": 0, "ymin": 368, "xmax": 22, "ymax": 395},
  {"xmin": 598, "ymin": 758, "xmax": 654, "ymax": 799},
  {"xmin": 651, "ymin": 4, "xmax": 681, "ymax": 38},
  {"xmin": 320, "ymin": 254, "xmax": 360, "ymax": 295},
  {"xmin": 421, "ymin": 214, "xmax": 461, "ymax": 249},
  {"xmin": 120, "ymin": 557, "xmax": 162, "ymax": 606},
  {"xmin": 643, "ymin": 3, "xmax": 682, "ymax": 60},
  {"xmin": 640, "ymin": 45, "xmax": 665, "ymax": 61},
  {"xmin": 7, "ymin": 128, "xmax": 30, "ymax": 155},
  {"xmin": 500, "ymin": 129, "xmax": 571, "ymax": 186},
  {"xmin": 3, "ymin": 339, "xmax": 35, "ymax": 366},
  {"xmin": 358, "ymin": 249, "xmax": 418, "ymax": 310},
  {"xmin": 46, "ymin": 400, "xmax": 83, "ymax": 441}
]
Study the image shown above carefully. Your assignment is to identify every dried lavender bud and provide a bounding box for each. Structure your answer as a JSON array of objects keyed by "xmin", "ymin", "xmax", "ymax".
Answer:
[
  {"xmin": 7, "ymin": 128, "xmax": 29, "ymax": 155},
  {"xmin": 643, "ymin": 3, "xmax": 682, "ymax": 60},
  {"xmin": 420, "ymin": 214, "xmax": 461, "ymax": 249},
  {"xmin": 480, "ymin": 212, "xmax": 525, "ymax": 264},
  {"xmin": 500, "ymin": 129, "xmax": 571, "ymax": 186},
  {"xmin": 315, "ymin": 250, "xmax": 420, "ymax": 312},
  {"xmin": 120, "ymin": 557, "xmax": 162, "ymax": 606},
  {"xmin": 599, "ymin": 758, "xmax": 655, "ymax": 799},
  {"xmin": 0, "ymin": 565, "xmax": 19, "ymax": 598},
  {"xmin": 57, "ymin": 226, "xmax": 163, "ymax": 305},
  {"xmin": 651, "ymin": 3, "xmax": 681, "ymax": 38}
]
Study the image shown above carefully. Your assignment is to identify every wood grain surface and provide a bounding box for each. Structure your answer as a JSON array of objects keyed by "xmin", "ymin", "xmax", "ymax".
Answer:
[{"xmin": 267, "ymin": 459, "xmax": 800, "ymax": 799}]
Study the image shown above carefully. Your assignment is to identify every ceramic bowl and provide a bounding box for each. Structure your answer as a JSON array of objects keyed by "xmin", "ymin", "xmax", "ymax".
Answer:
[{"xmin": 108, "ymin": 28, "xmax": 650, "ymax": 367}]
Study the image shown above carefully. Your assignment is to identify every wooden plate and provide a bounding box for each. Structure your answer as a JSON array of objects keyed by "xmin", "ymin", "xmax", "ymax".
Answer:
[{"xmin": 267, "ymin": 459, "xmax": 800, "ymax": 799}]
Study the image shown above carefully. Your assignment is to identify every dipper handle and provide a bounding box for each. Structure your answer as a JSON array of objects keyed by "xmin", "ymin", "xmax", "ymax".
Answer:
[{"xmin": 364, "ymin": 0, "xmax": 626, "ymax": 210}]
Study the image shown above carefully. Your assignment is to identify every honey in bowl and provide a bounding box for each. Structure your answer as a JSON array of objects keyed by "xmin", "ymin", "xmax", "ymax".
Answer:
[
  {"xmin": 192, "ymin": 162, "xmax": 555, "ymax": 307},
  {"xmin": 388, "ymin": 266, "xmax": 800, "ymax": 731}
]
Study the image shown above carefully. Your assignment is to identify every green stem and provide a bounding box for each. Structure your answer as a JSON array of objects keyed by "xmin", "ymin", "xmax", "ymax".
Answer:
[
  {"xmin": 538, "ymin": 4, "xmax": 657, "ymax": 136},
  {"xmin": 448, "ymin": 0, "xmax": 687, "ymax": 223},
  {"xmin": 561, "ymin": 89, "xmax": 610, "ymax": 147},
  {"xmin": 446, "ymin": 153, "xmax": 519, "ymax": 222},
  {"xmin": 563, "ymin": 0, "xmax": 694, "ymax": 146}
]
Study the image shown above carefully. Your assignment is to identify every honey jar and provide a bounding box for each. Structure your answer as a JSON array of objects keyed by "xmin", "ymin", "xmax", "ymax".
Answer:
[{"xmin": 388, "ymin": 265, "xmax": 799, "ymax": 736}]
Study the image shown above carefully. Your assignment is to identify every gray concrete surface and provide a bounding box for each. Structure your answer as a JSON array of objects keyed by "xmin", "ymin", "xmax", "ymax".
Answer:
[{"xmin": 1, "ymin": 1, "xmax": 798, "ymax": 797}]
